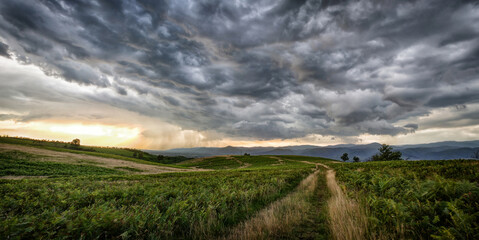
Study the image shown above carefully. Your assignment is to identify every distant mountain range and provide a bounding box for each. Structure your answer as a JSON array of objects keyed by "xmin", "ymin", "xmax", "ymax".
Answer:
[{"xmin": 145, "ymin": 140, "xmax": 479, "ymax": 161}]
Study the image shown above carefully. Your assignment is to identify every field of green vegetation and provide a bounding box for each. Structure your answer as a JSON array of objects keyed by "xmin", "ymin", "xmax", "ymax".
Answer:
[
  {"xmin": 332, "ymin": 160, "xmax": 479, "ymax": 239},
  {"xmin": 1, "ymin": 137, "xmax": 478, "ymax": 240}
]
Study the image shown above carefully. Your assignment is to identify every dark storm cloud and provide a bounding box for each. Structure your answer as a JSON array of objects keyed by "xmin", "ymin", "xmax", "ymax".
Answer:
[
  {"xmin": 0, "ymin": 42, "xmax": 10, "ymax": 58},
  {"xmin": 217, "ymin": 51, "xmax": 299, "ymax": 99},
  {"xmin": 1, "ymin": 0, "xmax": 479, "ymax": 141},
  {"xmin": 404, "ymin": 124, "xmax": 419, "ymax": 130}
]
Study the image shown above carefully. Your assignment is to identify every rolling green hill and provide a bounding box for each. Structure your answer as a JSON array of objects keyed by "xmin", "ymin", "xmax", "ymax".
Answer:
[{"xmin": 0, "ymin": 136, "xmax": 187, "ymax": 168}]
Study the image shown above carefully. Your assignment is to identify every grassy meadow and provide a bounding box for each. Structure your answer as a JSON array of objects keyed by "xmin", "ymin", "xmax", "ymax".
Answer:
[
  {"xmin": 333, "ymin": 160, "xmax": 479, "ymax": 239},
  {"xmin": 1, "ymin": 169, "xmax": 312, "ymax": 239},
  {"xmin": 0, "ymin": 136, "xmax": 478, "ymax": 239}
]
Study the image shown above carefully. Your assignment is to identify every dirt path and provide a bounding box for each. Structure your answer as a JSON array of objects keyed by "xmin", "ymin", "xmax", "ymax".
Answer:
[
  {"xmin": 316, "ymin": 163, "xmax": 331, "ymax": 169},
  {"xmin": 224, "ymin": 169, "xmax": 320, "ymax": 240},
  {"xmin": 292, "ymin": 161, "xmax": 368, "ymax": 239},
  {"xmin": 0, "ymin": 143, "xmax": 203, "ymax": 176},
  {"xmin": 232, "ymin": 156, "xmax": 252, "ymax": 169},
  {"xmin": 323, "ymin": 165, "xmax": 367, "ymax": 240},
  {"xmin": 224, "ymin": 158, "xmax": 328, "ymax": 239}
]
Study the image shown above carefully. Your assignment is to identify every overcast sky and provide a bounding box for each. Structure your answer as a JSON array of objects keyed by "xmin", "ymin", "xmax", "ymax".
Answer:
[{"xmin": 1, "ymin": 0, "xmax": 478, "ymax": 149}]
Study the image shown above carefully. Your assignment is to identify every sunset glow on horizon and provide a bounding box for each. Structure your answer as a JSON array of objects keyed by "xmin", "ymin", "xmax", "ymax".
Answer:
[{"xmin": 0, "ymin": 120, "xmax": 141, "ymax": 148}]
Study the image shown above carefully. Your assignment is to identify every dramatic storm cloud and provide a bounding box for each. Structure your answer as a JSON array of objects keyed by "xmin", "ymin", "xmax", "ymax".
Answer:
[{"xmin": 0, "ymin": 0, "xmax": 478, "ymax": 148}]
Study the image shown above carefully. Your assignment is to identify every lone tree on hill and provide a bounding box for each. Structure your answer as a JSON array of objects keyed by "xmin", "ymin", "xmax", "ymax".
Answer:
[
  {"xmin": 71, "ymin": 138, "xmax": 80, "ymax": 146},
  {"xmin": 353, "ymin": 156, "xmax": 360, "ymax": 162},
  {"xmin": 340, "ymin": 153, "xmax": 349, "ymax": 162},
  {"xmin": 371, "ymin": 144, "xmax": 402, "ymax": 161}
]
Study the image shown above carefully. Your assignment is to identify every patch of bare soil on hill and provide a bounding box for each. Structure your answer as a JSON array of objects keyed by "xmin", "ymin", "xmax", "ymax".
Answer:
[{"xmin": 0, "ymin": 143, "xmax": 202, "ymax": 175}]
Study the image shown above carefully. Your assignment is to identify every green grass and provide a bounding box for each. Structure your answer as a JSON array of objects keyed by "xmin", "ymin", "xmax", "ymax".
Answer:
[
  {"xmin": 0, "ymin": 150, "xmax": 124, "ymax": 177},
  {"xmin": 331, "ymin": 160, "xmax": 479, "ymax": 239},
  {"xmin": 180, "ymin": 156, "xmax": 243, "ymax": 169},
  {"xmin": 0, "ymin": 168, "xmax": 311, "ymax": 239}
]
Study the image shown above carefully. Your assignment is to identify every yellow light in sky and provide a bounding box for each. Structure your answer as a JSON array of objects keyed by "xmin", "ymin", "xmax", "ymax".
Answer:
[
  {"xmin": 49, "ymin": 124, "xmax": 136, "ymax": 138},
  {"xmin": 0, "ymin": 120, "xmax": 141, "ymax": 147}
]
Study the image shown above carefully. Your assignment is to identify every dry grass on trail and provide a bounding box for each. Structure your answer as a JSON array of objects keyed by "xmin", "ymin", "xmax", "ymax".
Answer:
[
  {"xmin": 326, "ymin": 169, "xmax": 368, "ymax": 240},
  {"xmin": 224, "ymin": 170, "xmax": 320, "ymax": 240},
  {"xmin": 0, "ymin": 143, "xmax": 202, "ymax": 175}
]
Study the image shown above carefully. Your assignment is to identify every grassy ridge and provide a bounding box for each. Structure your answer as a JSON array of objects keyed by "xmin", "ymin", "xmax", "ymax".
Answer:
[
  {"xmin": 0, "ymin": 168, "xmax": 311, "ymax": 239},
  {"xmin": 0, "ymin": 150, "xmax": 125, "ymax": 177},
  {"xmin": 332, "ymin": 160, "xmax": 479, "ymax": 239},
  {"xmin": 0, "ymin": 137, "xmax": 143, "ymax": 158},
  {"xmin": 238, "ymin": 155, "xmax": 279, "ymax": 168},
  {"xmin": 180, "ymin": 156, "xmax": 243, "ymax": 169},
  {"xmin": 0, "ymin": 137, "xmax": 187, "ymax": 169},
  {"xmin": 275, "ymin": 155, "xmax": 335, "ymax": 163}
]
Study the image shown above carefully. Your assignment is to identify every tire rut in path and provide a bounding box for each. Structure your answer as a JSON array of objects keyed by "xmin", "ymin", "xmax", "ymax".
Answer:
[
  {"xmin": 223, "ymin": 169, "xmax": 320, "ymax": 240},
  {"xmin": 323, "ymin": 164, "xmax": 368, "ymax": 240}
]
